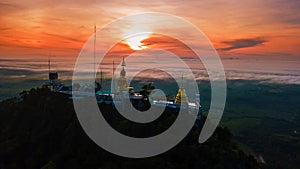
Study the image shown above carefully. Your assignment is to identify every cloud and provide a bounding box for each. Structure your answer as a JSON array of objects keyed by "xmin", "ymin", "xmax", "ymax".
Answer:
[
  {"xmin": 0, "ymin": 2, "xmax": 19, "ymax": 10},
  {"xmin": 42, "ymin": 32, "xmax": 85, "ymax": 43},
  {"xmin": 0, "ymin": 27, "xmax": 13, "ymax": 31},
  {"xmin": 266, "ymin": 0, "xmax": 300, "ymax": 25},
  {"xmin": 220, "ymin": 38, "xmax": 267, "ymax": 51},
  {"xmin": 0, "ymin": 2, "xmax": 26, "ymax": 15}
]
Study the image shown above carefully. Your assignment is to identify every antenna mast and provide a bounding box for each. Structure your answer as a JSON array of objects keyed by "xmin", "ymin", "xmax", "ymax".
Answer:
[
  {"xmin": 112, "ymin": 60, "xmax": 115, "ymax": 93},
  {"xmin": 48, "ymin": 55, "xmax": 50, "ymax": 74},
  {"xmin": 100, "ymin": 67, "xmax": 103, "ymax": 91},
  {"xmin": 93, "ymin": 25, "xmax": 96, "ymax": 81}
]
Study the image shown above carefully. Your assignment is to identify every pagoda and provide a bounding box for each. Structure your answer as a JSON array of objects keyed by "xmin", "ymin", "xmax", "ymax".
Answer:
[
  {"xmin": 117, "ymin": 57, "xmax": 128, "ymax": 93},
  {"xmin": 175, "ymin": 74, "xmax": 189, "ymax": 105}
]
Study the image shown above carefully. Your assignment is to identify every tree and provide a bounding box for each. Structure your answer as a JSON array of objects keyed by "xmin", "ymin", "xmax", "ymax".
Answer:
[{"xmin": 140, "ymin": 83, "xmax": 155, "ymax": 96}]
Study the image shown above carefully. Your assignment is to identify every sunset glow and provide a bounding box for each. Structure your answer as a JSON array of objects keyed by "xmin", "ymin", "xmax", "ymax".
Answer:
[
  {"xmin": 0, "ymin": 0, "xmax": 299, "ymax": 82},
  {"xmin": 124, "ymin": 33, "xmax": 151, "ymax": 50},
  {"xmin": 0, "ymin": 2, "xmax": 300, "ymax": 167}
]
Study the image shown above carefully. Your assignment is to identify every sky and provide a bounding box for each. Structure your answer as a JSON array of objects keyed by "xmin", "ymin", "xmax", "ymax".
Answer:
[{"xmin": 0, "ymin": 0, "xmax": 300, "ymax": 84}]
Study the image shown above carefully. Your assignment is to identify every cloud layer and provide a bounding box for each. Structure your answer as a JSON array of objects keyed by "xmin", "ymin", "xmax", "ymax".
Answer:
[{"xmin": 220, "ymin": 38, "xmax": 267, "ymax": 51}]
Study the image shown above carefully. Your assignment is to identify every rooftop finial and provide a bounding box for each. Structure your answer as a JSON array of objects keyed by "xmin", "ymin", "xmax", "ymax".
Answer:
[
  {"xmin": 120, "ymin": 57, "xmax": 126, "ymax": 77},
  {"xmin": 181, "ymin": 73, "xmax": 184, "ymax": 89},
  {"xmin": 121, "ymin": 56, "xmax": 126, "ymax": 67}
]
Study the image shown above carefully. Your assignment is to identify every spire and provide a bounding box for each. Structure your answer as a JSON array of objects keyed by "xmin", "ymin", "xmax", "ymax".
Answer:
[
  {"xmin": 117, "ymin": 57, "xmax": 128, "ymax": 92},
  {"xmin": 120, "ymin": 67, "xmax": 126, "ymax": 77},
  {"xmin": 121, "ymin": 56, "xmax": 126, "ymax": 66},
  {"xmin": 181, "ymin": 73, "xmax": 184, "ymax": 89},
  {"xmin": 113, "ymin": 60, "xmax": 115, "ymax": 73},
  {"xmin": 120, "ymin": 56, "xmax": 126, "ymax": 77}
]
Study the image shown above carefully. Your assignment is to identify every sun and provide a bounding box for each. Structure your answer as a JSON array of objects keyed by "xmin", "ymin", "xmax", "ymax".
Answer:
[{"xmin": 125, "ymin": 33, "xmax": 151, "ymax": 50}]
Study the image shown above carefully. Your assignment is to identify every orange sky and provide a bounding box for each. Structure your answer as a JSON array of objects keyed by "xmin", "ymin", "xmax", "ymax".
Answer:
[{"xmin": 0, "ymin": 0, "xmax": 299, "ymax": 65}]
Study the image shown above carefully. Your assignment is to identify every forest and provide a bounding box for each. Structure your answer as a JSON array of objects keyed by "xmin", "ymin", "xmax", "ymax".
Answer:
[{"xmin": 0, "ymin": 86, "xmax": 259, "ymax": 169}]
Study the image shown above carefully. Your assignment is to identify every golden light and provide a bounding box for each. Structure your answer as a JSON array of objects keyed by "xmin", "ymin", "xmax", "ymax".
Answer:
[{"xmin": 124, "ymin": 33, "xmax": 151, "ymax": 50}]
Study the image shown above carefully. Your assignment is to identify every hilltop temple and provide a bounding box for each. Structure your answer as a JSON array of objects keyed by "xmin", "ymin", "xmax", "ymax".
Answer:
[{"xmin": 45, "ymin": 57, "xmax": 202, "ymax": 119}]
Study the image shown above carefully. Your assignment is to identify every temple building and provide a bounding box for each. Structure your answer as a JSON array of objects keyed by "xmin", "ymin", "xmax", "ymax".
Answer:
[
  {"xmin": 117, "ymin": 57, "xmax": 128, "ymax": 93},
  {"xmin": 175, "ymin": 75, "xmax": 189, "ymax": 105}
]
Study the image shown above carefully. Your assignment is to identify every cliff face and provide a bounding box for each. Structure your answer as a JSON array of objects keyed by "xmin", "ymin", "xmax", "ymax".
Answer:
[{"xmin": 0, "ymin": 87, "xmax": 259, "ymax": 169}]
